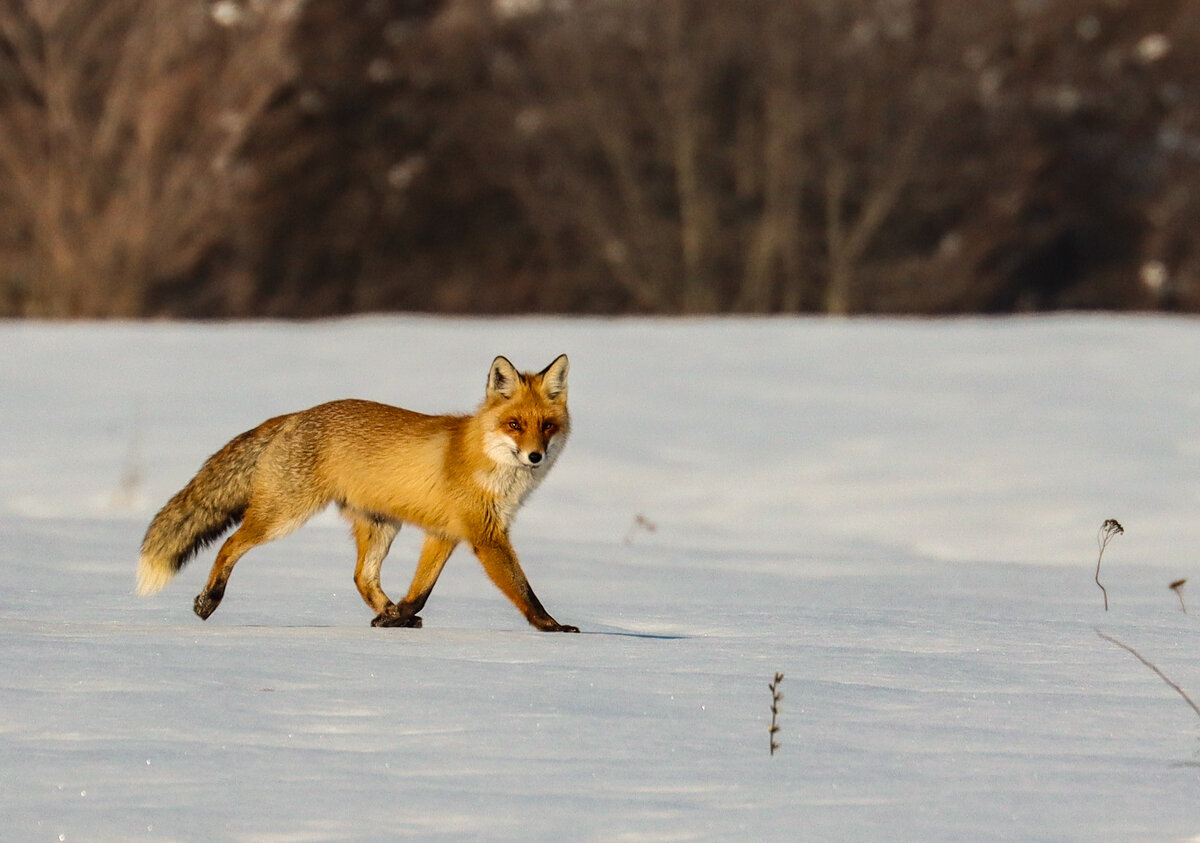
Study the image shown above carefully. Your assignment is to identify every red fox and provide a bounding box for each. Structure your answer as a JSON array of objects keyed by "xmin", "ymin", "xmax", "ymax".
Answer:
[{"xmin": 136, "ymin": 355, "xmax": 578, "ymax": 632}]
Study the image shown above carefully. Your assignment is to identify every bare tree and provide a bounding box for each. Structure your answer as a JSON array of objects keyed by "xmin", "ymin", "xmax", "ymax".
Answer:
[
  {"xmin": 2, "ymin": 0, "xmax": 1198, "ymax": 317},
  {"xmin": 0, "ymin": 0, "xmax": 301, "ymax": 316},
  {"xmin": 734, "ymin": 0, "xmax": 808, "ymax": 312},
  {"xmin": 488, "ymin": 0, "xmax": 963, "ymax": 313},
  {"xmin": 487, "ymin": 0, "xmax": 746, "ymax": 312},
  {"xmin": 813, "ymin": 0, "xmax": 941, "ymax": 314}
]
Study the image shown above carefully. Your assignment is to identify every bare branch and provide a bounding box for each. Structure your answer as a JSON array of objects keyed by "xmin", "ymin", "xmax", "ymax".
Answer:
[{"xmin": 1096, "ymin": 629, "xmax": 1200, "ymax": 722}]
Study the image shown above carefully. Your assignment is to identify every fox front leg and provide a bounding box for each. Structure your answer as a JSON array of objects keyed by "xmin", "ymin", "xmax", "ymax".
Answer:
[
  {"xmin": 371, "ymin": 534, "xmax": 458, "ymax": 628},
  {"xmin": 473, "ymin": 539, "xmax": 579, "ymax": 633}
]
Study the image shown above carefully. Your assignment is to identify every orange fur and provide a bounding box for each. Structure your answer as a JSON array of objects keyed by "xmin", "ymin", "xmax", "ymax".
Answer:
[{"xmin": 137, "ymin": 355, "xmax": 576, "ymax": 632}]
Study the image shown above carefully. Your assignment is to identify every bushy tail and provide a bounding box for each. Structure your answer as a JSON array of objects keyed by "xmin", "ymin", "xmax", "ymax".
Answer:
[{"xmin": 136, "ymin": 416, "xmax": 287, "ymax": 596}]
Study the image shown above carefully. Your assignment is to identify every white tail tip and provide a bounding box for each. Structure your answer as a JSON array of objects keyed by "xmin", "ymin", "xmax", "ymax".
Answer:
[{"xmin": 135, "ymin": 553, "xmax": 175, "ymax": 597}]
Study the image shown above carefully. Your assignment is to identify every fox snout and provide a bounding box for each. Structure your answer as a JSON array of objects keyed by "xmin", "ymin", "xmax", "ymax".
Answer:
[
  {"xmin": 512, "ymin": 433, "xmax": 552, "ymax": 467},
  {"xmin": 521, "ymin": 447, "xmax": 547, "ymax": 468}
]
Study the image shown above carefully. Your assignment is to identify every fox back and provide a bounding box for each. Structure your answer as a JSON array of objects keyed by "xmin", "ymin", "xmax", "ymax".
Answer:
[{"xmin": 267, "ymin": 354, "xmax": 570, "ymax": 541}]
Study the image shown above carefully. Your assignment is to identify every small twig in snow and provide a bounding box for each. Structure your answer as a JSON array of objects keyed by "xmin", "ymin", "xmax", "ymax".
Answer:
[
  {"xmin": 1095, "ymin": 519, "xmax": 1123, "ymax": 611},
  {"xmin": 623, "ymin": 514, "xmax": 657, "ymax": 545},
  {"xmin": 1170, "ymin": 579, "xmax": 1188, "ymax": 614},
  {"xmin": 1096, "ymin": 629, "xmax": 1200, "ymax": 722},
  {"xmin": 111, "ymin": 399, "xmax": 145, "ymax": 509},
  {"xmin": 768, "ymin": 672, "xmax": 784, "ymax": 756}
]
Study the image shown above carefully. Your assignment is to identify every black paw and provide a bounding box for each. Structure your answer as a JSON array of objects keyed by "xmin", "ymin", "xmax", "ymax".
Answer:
[
  {"xmin": 371, "ymin": 608, "xmax": 422, "ymax": 628},
  {"xmin": 194, "ymin": 591, "xmax": 222, "ymax": 620},
  {"xmin": 535, "ymin": 620, "xmax": 580, "ymax": 633}
]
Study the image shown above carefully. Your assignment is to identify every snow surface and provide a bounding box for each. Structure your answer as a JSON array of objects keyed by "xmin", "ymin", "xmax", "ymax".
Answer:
[{"xmin": 2, "ymin": 315, "xmax": 1200, "ymax": 841}]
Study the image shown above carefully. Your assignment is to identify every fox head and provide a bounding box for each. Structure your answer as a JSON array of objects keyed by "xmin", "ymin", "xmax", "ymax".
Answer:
[{"xmin": 481, "ymin": 354, "xmax": 570, "ymax": 471}]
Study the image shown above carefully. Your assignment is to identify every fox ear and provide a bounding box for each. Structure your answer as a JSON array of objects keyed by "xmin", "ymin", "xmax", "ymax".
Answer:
[
  {"xmin": 539, "ymin": 354, "xmax": 569, "ymax": 401},
  {"xmin": 488, "ymin": 356, "xmax": 521, "ymax": 400}
]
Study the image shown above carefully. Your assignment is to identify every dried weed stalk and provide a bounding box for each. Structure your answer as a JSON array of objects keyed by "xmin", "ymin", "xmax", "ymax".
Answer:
[
  {"xmin": 768, "ymin": 672, "xmax": 784, "ymax": 756},
  {"xmin": 1170, "ymin": 579, "xmax": 1188, "ymax": 613},
  {"xmin": 623, "ymin": 514, "xmax": 657, "ymax": 545},
  {"xmin": 1095, "ymin": 519, "xmax": 1123, "ymax": 611}
]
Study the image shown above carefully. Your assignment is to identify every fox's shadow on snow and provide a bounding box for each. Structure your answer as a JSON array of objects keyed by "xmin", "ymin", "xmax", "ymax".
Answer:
[
  {"xmin": 210, "ymin": 623, "xmax": 688, "ymax": 639},
  {"xmin": 581, "ymin": 629, "xmax": 688, "ymax": 640}
]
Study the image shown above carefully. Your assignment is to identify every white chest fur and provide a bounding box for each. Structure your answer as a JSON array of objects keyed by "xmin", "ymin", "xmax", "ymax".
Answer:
[{"xmin": 474, "ymin": 462, "xmax": 546, "ymax": 529}]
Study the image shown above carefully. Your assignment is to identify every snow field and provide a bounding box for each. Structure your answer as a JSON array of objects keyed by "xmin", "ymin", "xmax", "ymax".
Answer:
[{"xmin": 1, "ymin": 316, "xmax": 1199, "ymax": 841}]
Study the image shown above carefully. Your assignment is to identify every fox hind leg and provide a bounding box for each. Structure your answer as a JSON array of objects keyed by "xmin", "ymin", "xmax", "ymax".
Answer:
[
  {"xmin": 344, "ymin": 510, "xmax": 404, "ymax": 620},
  {"xmin": 194, "ymin": 523, "xmax": 263, "ymax": 619},
  {"xmin": 194, "ymin": 504, "xmax": 313, "ymax": 620}
]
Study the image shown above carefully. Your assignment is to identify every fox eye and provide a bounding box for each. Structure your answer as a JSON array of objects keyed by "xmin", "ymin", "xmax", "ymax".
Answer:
[
  {"xmin": 507, "ymin": 420, "xmax": 522, "ymax": 432},
  {"xmin": 541, "ymin": 421, "xmax": 556, "ymax": 434}
]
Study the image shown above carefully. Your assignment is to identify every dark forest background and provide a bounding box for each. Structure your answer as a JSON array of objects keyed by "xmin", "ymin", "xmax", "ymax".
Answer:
[{"xmin": 2, "ymin": 0, "xmax": 1200, "ymax": 317}]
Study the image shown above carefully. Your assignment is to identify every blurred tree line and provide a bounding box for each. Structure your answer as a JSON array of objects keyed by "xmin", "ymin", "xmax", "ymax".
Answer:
[{"xmin": 1, "ymin": 0, "xmax": 1199, "ymax": 317}]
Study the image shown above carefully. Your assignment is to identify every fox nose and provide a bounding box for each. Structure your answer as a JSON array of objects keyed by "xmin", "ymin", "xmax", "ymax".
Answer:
[{"xmin": 528, "ymin": 451, "xmax": 543, "ymax": 465}]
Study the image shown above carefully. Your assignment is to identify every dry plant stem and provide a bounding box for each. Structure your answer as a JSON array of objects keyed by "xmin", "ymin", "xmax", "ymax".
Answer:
[
  {"xmin": 1095, "ymin": 519, "xmax": 1123, "ymax": 611},
  {"xmin": 622, "ymin": 514, "xmax": 657, "ymax": 545},
  {"xmin": 768, "ymin": 672, "xmax": 784, "ymax": 756},
  {"xmin": 1096, "ymin": 630, "xmax": 1200, "ymax": 721},
  {"xmin": 112, "ymin": 400, "xmax": 143, "ymax": 508},
  {"xmin": 1170, "ymin": 579, "xmax": 1187, "ymax": 613}
]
